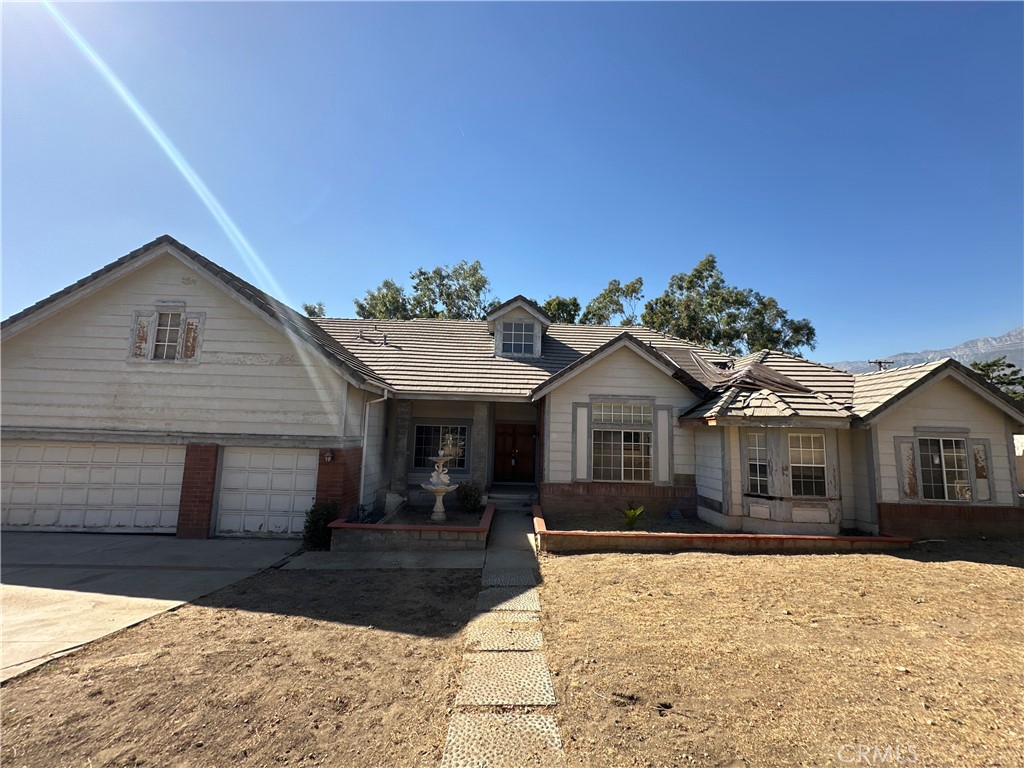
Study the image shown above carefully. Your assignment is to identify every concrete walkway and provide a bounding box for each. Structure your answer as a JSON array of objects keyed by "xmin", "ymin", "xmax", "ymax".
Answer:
[
  {"xmin": 1, "ymin": 533, "xmax": 298, "ymax": 681},
  {"xmin": 440, "ymin": 508, "xmax": 567, "ymax": 768}
]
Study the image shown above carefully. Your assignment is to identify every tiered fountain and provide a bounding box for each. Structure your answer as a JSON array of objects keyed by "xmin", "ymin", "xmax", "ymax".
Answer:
[{"xmin": 420, "ymin": 434, "xmax": 462, "ymax": 522}]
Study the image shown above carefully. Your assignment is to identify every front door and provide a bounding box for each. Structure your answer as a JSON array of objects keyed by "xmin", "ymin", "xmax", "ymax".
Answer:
[{"xmin": 493, "ymin": 424, "xmax": 536, "ymax": 483}]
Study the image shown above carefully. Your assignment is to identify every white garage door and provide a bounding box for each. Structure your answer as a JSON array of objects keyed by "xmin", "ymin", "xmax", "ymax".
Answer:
[
  {"xmin": 215, "ymin": 448, "xmax": 318, "ymax": 536},
  {"xmin": 1, "ymin": 441, "xmax": 185, "ymax": 533}
]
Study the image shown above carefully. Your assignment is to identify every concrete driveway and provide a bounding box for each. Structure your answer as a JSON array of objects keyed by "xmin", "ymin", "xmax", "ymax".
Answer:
[{"xmin": 1, "ymin": 532, "xmax": 299, "ymax": 681}]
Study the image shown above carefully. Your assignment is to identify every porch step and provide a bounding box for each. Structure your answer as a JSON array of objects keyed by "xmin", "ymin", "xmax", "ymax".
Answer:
[{"xmin": 487, "ymin": 490, "xmax": 537, "ymax": 512}]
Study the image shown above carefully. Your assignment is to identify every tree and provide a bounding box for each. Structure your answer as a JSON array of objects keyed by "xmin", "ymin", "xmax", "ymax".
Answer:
[
  {"xmin": 641, "ymin": 254, "xmax": 816, "ymax": 356},
  {"xmin": 541, "ymin": 296, "xmax": 581, "ymax": 324},
  {"xmin": 354, "ymin": 261, "xmax": 494, "ymax": 320},
  {"xmin": 302, "ymin": 301, "xmax": 326, "ymax": 318},
  {"xmin": 970, "ymin": 356, "xmax": 1024, "ymax": 403},
  {"xmin": 580, "ymin": 277, "xmax": 644, "ymax": 326}
]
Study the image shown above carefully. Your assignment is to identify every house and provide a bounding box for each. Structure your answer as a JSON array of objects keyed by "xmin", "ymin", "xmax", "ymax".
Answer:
[{"xmin": 3, "ymin": 236, "xmax": 1022, "ymax": 539}]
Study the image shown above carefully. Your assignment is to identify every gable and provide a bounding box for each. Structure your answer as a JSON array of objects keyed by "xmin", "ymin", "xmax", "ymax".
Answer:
[
  {"xmin": 544, "ymin": 345, "xmax": 696, "ymax": 405},
  {"xmin": 1, "ymin": 254, "xmax": 353, "ymax": 438}
]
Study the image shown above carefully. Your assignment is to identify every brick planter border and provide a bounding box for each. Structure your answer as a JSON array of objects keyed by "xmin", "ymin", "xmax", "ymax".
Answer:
[
  {"xmin": 532, "ymin": 505, "xmax": 911, "ymax": 555},
  {"xmin": 329, "ymin": 503, "xmax": 495, "ymax": 551}
]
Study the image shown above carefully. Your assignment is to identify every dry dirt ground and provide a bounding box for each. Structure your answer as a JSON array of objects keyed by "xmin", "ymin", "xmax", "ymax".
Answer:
[
  {"xmin": 539, "ymin": 539, "xmax": 1024, "ymax": 768},
  {"xmin": 1, "ymin": 569, "xmax": 481, "ymax": 768},
  {"xmin": 3, "ymin": 541, "xmax": 1022, "ymax": 768}
]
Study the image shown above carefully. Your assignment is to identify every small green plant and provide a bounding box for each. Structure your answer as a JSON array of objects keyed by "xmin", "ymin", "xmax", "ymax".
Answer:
[
  {"xmin": 623, "ymin": 502, "xmax": 645, "ymax": 530},
  {"xmin": 303, "ymin": 500, "xmax": 338, "ymax": 550},
  {"xmin": 456, "ymin": 482, "xmax": 484, "ymax": 512}
]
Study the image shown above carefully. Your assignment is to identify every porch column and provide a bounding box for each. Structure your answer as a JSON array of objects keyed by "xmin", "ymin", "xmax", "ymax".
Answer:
[
  {"xmin": 471, "ymin": 401, "xmax": 491, "ymax": 489},
  {"xmin": 176, "ymin": 443, "xmax": 219, "ymax": 539},
  {"xmin": 390, "ymin": 399, "xmax": 411, "ymax": 493}
]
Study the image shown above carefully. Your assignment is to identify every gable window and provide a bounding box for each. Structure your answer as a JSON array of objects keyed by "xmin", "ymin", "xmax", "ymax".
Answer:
[
  {"xmin": 789, "ymin": 433, "xmax": 826, "ymax": 497},
  {"xmin": 747, "ymin": 431, "xmax": 769, "ymax": 495},
  {"xmin": 592, "ymin": 402, "xmax": 653, "ymax": 482},
  {"xmin": 413, "ymin": 425, "xmax": 468, "ymax": 470},
  {"xmin": 129, "ymin": 305, "xmax": 204, "ymax": 363},
  {"xmin": 153, "ymin": 312, "xmax": 182, "ymax": 360},
  {"xmin": 896, "ymin": 433, "xmax": 991, "ymax": 503},
  {"xmin": 501, "ymin": 321, "xmax": 535, "ymax": 355}
]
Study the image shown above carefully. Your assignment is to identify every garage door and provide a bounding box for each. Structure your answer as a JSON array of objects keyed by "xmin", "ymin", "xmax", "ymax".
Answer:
[
  {"xmin": 215, "ymin": 448, "xmax": 318, "ymax": 536},
  {"xmin": 1, "ymin": 441, "xmax": 185, "ymax": 533}
]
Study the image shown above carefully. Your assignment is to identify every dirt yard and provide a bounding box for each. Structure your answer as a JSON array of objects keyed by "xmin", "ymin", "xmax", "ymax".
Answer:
[
  {"xmin": 1, "ymin": 569, "xmax": 480, "ymax": 768},
  {"xmin": 539, "ymin": 539, "xmax": 1024, "ymax": 767}
]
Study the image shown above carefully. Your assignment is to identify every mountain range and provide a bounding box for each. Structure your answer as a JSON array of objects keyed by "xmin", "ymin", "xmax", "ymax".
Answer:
[{"xmin": 829, "ymin": 326, "xmax": 1024, "ymax": 374}]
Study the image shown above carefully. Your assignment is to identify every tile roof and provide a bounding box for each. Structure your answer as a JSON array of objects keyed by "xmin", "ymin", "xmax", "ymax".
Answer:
[
  {"xmin": 851, "ymin": 359, "xmax": 951, "ymax": 419},
  {"xmin": 314, "ymin": 319, "xmax": 730, "ymax": 398}
]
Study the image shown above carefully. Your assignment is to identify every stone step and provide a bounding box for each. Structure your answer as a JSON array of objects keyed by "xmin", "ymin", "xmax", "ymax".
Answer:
[
  {"xmin": 440, "ymin": 713, "xmax": 565, "ymax": 768},
  {"xmin": 455, "ymin": 651, "xmax": 556, "ymax": 706}
]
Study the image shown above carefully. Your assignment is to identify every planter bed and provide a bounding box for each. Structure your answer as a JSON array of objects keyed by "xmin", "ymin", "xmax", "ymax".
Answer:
[
  {"xmin": 533, "ymin": 505, "xmax": 911, "ymax": 555},
  {"xmin": 329, "ymin": 503, "xmax": 494, "ymax": 551}
]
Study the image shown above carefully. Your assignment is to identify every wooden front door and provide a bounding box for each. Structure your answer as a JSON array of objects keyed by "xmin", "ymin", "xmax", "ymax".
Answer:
[{"xmin": 493, "ymin": 424, "xmax": 536, "ymax": 483}]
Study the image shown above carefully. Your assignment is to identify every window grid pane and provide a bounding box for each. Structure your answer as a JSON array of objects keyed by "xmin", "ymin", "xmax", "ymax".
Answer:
[
  {"xmin": 592, "ymin": 429, "xmax": 651, "ymax": 482},
  {"xmin": 501, "ymin": 321, "xmax": 535, "ymax": 355},
  {"xmin": 789, "ymin": 433, "xmax": 826, "ymax": 497},
  {"xmin": 592, "ymin": 403, "xmax": 653, "ymax": 425},
  {"xmin": 918, "ymin": 437, "xmax": 970, "ymax": 501},
  {"xmin": 153, "ymin": 312, "xmax": 181, "ymax": 360},
  {"xmin": 413, "ymin": 425, "xmax": 468, "ymax": 469},
  {"xmin": 747, "ymin": 431, "xmax": 768, "ymax": 495}
]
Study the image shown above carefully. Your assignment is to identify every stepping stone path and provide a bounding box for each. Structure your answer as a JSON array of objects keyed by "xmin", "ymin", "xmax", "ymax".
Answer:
[{"xmin": 440, "ymin": 510, "xmax": 567, "ymax": 768}]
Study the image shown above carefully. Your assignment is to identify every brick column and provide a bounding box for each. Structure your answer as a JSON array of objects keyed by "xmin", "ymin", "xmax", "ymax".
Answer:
[
  {"xmin": 390, "ymin": 400, "xmax": 411, "ymax": 493},
  {"xmin": 176, "ymin": 443, "xmax": 219, "ymax": 539},
  {"xmin": 470, "ymin": 401, "xmax": 491, "ymax": 489},
  {"xmin": 316, "ymin": 446, "xmax": 363, "ymax": 519}
]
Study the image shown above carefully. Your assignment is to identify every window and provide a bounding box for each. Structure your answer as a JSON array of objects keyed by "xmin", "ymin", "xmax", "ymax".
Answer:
[
  {"xmin": 747, "ymin": 431, "xmax": 769, "ymax": 495},
  {"xmin": 129, "ymin": 306, "xmax": 204, "ymax": 363},
  {"xmin": 789, "ymin": 433, "xmax": 826, "ymax": 497},
  {"xmin": 591, "ymin": 402, "xmax": 653, "ymax": 482},
  {"xmin": 919, "ymin": 437, "xmax": 970, "ymax": 501},
  {"xmin": 413, "ymin": 425, "xmax": 468, "ymax": 470},
  {"xmin": 501, "ymin": 321, "xmax": 535, "ymax": 355},
  {"xmin": 153, "ymin": 312, "xmax": 182, "ymax": 360}
]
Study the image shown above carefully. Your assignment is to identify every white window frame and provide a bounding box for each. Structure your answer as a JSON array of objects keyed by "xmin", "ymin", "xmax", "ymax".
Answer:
[
  {"xmin": 496, "ymin": 317, "xmax": 540, "ymax": 358},
  {"xmin": 747, "ymin": 431, "xmax": 769, "ymax": 495},
  {"xmin": 590, "ymin": 401, "xmax": 654, "ymax": 483},
  {"xmin": 789, "ymin": 432, "xmax": 827, "ymax": 497}
]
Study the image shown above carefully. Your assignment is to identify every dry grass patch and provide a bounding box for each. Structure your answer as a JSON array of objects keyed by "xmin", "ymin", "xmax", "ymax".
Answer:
[
  {"xmin": 2, "ymin": 569, "xmax": 480, "ymax": 768},
  {"xmin": 539, "ymin": 540, "xmax": 1024, "ymax": 767}
]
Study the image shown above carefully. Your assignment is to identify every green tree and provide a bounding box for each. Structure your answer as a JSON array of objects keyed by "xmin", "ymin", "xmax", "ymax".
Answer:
[
  {"xmin": 580, "ymin": 277, "xmax": 644, "ymax": 326},
  {"xmin": 541, "ymin": 295, "xmax": 581, "ymax": 324},
  {"xmin": 641, "ymin": 255, "xmax": 816, "ymax": 355},
  {"xmin": 354, "ymin": 279, "xmax": 413, "ymax": 320},
  {"xmin": 970, "ymin": 356, "xmax": 1024, "ymax": 403},
  {"xmin": 355, "ymin": 261, "xmax": 493, "ymax": 320},
  {"xmin": 302, "ymin": 301, "xmax": 326, "ymax": 318}
]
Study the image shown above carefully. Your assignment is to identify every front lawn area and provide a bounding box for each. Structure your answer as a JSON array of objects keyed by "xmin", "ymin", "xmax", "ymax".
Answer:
[
  {"xmin": 539, "ymin": 539, "xmax": 1024, "ymax": 767},
  {"xmin": 1, "ymin": 569, "xmax": 480, "ymax": 768}
]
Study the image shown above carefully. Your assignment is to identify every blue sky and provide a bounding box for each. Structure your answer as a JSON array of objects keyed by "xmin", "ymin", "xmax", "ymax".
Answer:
[{"xmin": 3, "ymin": 1, "xmax": 1022, "ymax": 362}]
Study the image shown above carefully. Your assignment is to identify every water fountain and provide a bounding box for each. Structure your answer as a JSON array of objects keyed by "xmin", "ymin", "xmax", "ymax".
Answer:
[{"xmin": 420, "ymin": 434, "xmax": 462, "ymax": 522}]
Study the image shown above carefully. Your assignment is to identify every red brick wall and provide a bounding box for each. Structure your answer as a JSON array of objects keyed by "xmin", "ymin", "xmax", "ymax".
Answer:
[
  {"xmin": 878, "ymin": 502, "xmax": 1024, "ymax": 538},
  {"xmin": 176, "ymin": 443, "xmax": 219, "ymax": 539},
  {"xmin": 315, "ymin": 446, "xmax": 363, "ymax": 519},
  {"xmin": 540, "ymin": 482, "xmax": 697, "ymax": 530}
]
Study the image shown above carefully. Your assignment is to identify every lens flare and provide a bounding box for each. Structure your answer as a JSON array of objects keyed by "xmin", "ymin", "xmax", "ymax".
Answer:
[{"xmin": 42, "ymin": 1, "xmax": 345, "ymax": 416}]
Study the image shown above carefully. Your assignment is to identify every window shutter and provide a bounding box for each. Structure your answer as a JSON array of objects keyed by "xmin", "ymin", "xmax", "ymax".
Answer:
[
  {"xmin": 129, "ymin": 311, "xmax": 154, "ymax": 358},
  {"xmin": 573, "ymin": 404, "xmax": 589, "ymax": 481},
  {"xmin": 895, "ymin": 438, "xmax": 918, "ymax": 500},
  {"xmin": 969, "ymin": 439, "xmax": 991, "ymax": 502},
  {"xmin": 180, "ymin": 313, "xmax": 205, "ymax": 361}
]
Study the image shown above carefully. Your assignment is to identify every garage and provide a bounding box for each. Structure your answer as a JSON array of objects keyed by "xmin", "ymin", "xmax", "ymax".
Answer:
[
  {"xmin": 1, "ymin": 441, "xmax": 185, "ymax": 533},
  {"xmin": 215, "ymin": 447, "xmax": 318, "ymax": 536}
]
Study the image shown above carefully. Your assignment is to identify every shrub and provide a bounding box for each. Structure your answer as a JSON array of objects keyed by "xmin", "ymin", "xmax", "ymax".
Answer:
[
  {"xmin": 623, "ymin": 503, "xmax": 645, "ymax": 530},
  {"xmin": 303, "ymin": 501, "xmax": 338, "ymax": 550},
  {"xmin": 456, "ymin": 483, "xmax": 484, "ymax": 512}
]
